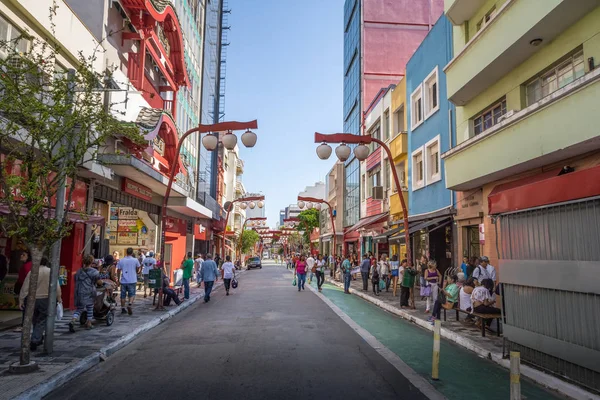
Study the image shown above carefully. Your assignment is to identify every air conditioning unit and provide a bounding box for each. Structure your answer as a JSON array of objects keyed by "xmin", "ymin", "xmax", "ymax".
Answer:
[{"xmin": 372, "ymin": 186, "xmax": 384, "ymax": 200}]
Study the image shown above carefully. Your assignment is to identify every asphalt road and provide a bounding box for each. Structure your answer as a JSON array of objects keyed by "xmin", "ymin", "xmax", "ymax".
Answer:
[{"xmin": 45, "ymin": 261, "xmax": 430, "ymax": 400}]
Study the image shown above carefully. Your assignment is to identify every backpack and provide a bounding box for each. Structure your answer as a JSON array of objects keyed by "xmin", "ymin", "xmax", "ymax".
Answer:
[{"xmin": 372, "ymin": 267, "xmax": 380, "ymax": 283}]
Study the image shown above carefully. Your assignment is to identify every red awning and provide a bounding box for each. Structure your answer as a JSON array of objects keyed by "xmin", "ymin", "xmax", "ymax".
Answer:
[
  {"xmin": 345, "ymin": 212, "xmax": 389, "ymax": 234},
  {"xmin": 488, "ymin": 165, "xmax": 600, "ymax": 215}
]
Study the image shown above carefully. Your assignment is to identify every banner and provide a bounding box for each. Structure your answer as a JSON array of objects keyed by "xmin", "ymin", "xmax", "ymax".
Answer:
[
  {"xmin": 118, "ymin": 219, "xmax": 139, "ymax": 232},
  {"xmin": 117, "ymin": 232, "xmax": 138, "ymax": 245}
]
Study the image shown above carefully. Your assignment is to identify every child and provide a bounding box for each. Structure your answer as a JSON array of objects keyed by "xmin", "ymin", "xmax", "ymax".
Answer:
[{"xmin": 70, "ymin": 255, "xmax": 101, "ymax": 332}]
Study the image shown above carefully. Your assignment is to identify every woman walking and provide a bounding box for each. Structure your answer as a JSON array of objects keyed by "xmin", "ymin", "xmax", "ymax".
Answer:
[
  {"xmin": 390, "ymin": 255, "xmax": 400, "ymax": 296},
  {"xmin": 379, "ymin": 254, "xmax": 391, "ymax": 292},
  {"xmin": 315, "ymin": 254, "xmax": 326, "ymax": 292},
  {"xmin": 295, "ymin": 255, "xmax": 307, "ymax": 292},
  {"xmin": 370, "ymin": 258, "xmax": 381, "ymax": 296},
  {"xmin": 424, "ymin": 260, "xmax": 441, "ymax": 313},
  {"xmin": 70, "ymin": 255, "xmax": 101, "ymax": 332}
]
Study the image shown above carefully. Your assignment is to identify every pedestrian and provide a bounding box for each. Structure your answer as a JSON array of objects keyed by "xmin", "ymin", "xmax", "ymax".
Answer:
[
  {"xmin": 472, "ymin": 256, "xmax": 497, "ymax": 288},
  {"xmin": 117, "ymin": 247, "xmax": 140, "ymax": 315},
  {"xmin": 199, "ymin": 254, "xmax": 218, "ymax": 303},
  {"xmin": 400, "ymin": 259, "xmax": 416, "ymax": 308},
  {"xmin": 18, "ymin": 257, "xmax": 61, "ymax": 350},
  {"xmin": 294, "ymin": 255, "xmax": 307, "ymax": 292},
  {"xmin": 112, "ymin": 250, "xmax": 120, "ymax": 263},
  {"xmin": 428, "ymin": 274, "xmax": 460, "ymax": 324},
  {"xmin": 341, "ymin": 255, "xmax": 352, "ymax": 294},
  {"xmin": 306, "ymin": 253, "xmax": 316, "ymax": 284},
  {"xmin": 13, "ymin": 249, "xmax": 32, "ymax": 332},
  {"xmin": 69, "ymin": 255, "xmax": 100, "ymax": 332},
  {"xmin": 98, "ymin": 254, "xmax": 118, "ymax": 299},
  {"xmin": 460, "ymin": 277, "xmax": 476, "ymax": 322},
  {"xmin": 460, "ymin": 256, "xmax": 469, "ymax": 277},
  {"xmin": 379, "ymin": 254, "xmax": 391, "ymax": 292},
  {"xmin": 370, "ymin": 257, "xmax": 381, "ymax": 296},
  {"xmin": 352, "ymin": 253, "xmax": 359, "ymax": 280},
  {"xmin": 467, "ymin": 256, "xmax": 479, "ymax": 279},
  {"xmin": 141, "ymin": 251, "xmax": 157, "ymax": 298},
  {"xmin": 181, "ymin": 252, "xmax": 194, "ymax": 300},
  {"xmin": 156, "ymin": 264, "xmax": 181, "ymax": 306},
  {"xmin": 214, "ymin": 254, "xmax": 222, "ymax": 269},
  {"xmin": 390, "ymin": 255, "xmax": 400, "ymax": 296},
  {"xmin": 221, "ymin": 255, "xmax": 236, "ymax": 296},
  {"xmin": 194, "ymin": 253, "xmax": 204, "ymax": 287},
  {"xmin": 315, "ymin": 254, "xmax": 326, "ymax": 292},
  {"xmin": 328, "ymin": 254, "xmax": 334, "ymax": 271},
  {"xmin": 359, "ymin": 254, "xmax": 370, "ymax": 291},
  {"xmin": 471, "ymin": 278, "xmax": 501, "ymax": 314},
  {"xmin": 424, "ymin": 260, "xmax": 442, "ymax": 314}
]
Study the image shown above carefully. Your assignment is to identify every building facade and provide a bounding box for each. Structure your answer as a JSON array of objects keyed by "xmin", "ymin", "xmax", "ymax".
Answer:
[
  {"xmin": 443, "ymin": 0, "xmax": 600, "ymax": 391},
  {"xmin": 341, "ymin": 0, "xmax": 445, "ymax": 253},
  {"xmin": 320, "ymin": 162, "xmax": 344, "ymax": 257},
  {"xmin": 406, "ymin": 14, "xmax": 455, "ymax": 273}
]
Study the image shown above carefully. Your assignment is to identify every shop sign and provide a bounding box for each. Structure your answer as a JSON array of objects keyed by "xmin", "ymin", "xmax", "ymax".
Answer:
[
  {"xmin": 457, "ymin": 190, "xmax": 484, "ymax": 220},
  {"xmin": 118, "ymin": 219, "xmax": 139, "ymax": 232},
  {"xmin": 122, "ymin": 178, "xmax": 153, "ymax": 201},
  {"xmin": 117, "ymin": 232, "xmax": 138, "ymax": 245},
  {"xmin": 195, "ymin": 224, "xmax": 206, "ymax": 240},
  {"xmin": 479, "ymin": 223, "xmax": 485, "ymax": 245},
  {"xmin": 118, "ymin": 207, "xmax": 139, "ymax": 220}
]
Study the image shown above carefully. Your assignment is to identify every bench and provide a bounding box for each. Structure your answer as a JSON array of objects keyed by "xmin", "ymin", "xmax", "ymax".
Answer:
[{"xmin": 443, "ymin": 296, "xmax": 502, "ymax": 337}]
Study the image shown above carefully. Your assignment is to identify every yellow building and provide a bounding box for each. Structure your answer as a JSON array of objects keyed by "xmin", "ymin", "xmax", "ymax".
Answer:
[{"xmin": 443, "ymin": 0, "xmax": 600, "ymax": 393}]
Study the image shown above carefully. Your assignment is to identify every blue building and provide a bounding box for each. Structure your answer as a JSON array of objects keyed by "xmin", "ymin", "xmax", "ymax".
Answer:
[{"xmin": 406, "ymin": 15, "xmax": 456, "ymax": 272}]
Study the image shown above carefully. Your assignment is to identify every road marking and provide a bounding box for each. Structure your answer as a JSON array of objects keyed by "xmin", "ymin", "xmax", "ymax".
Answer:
[{"xmin": 304, "ymin": 280, "xmax": 446, "ymax": 400}]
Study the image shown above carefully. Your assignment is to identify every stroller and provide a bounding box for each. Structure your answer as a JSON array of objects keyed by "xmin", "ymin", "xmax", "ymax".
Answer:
[{"xmin": 79, "ymin": 287, "xmax": 117, "ymax": 327}]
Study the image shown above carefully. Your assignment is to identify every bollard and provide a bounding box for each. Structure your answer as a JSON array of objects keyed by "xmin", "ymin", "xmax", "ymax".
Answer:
[
  {"xmin": 510, "ymin": 351, "xmax": 521, "ymax": 400},
  {"xmin": 432, "ymin": 319, "xmax": 441, "ymax": 380}
]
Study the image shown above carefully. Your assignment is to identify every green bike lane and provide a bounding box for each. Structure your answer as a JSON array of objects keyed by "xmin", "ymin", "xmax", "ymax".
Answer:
[{"xmin": 311, "ymin": 280, "xmax": 561, "ymax": 400}]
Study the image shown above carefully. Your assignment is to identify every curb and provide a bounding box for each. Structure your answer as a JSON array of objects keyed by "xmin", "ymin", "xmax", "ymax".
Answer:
[
  {"xmin": 323, "ymin": 277, "xmax": 599, "ymax": 400},
  {"xmin": 13, "ymin": 275, "xmax": 236, "ymax": 400}
]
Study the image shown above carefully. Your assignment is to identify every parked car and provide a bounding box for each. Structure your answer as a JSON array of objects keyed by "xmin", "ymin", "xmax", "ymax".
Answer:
[{"xmin": 246, "ymin": 256, "xmax": 262, "ymax": 270}]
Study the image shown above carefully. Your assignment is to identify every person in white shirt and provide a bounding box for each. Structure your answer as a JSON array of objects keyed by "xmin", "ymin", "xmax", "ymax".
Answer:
[
  {"xmin": 379, "ymin": 254, "xmax": 391, "ymax": 292},
  {"xmin": 117, "ymin": 247, "xmax": 141, "ymax": 315},
  {"xmin": 141, "ymin": 252, "xmax": 157, "ymax": 298},
  {"xmin": 315, "ymin": 255, "xmax": 326, "ymax": 292},
  {"xmin": 221, "ymin": 256, "xmax": 236, "ymax": 296},
  {"xmin": 472, "ymin": 256, "xmax": 497, "ymax": 287},
  {"xmin": 306, "ymin": 255, "xmax": 316, "ymax": 283},
  {"xmin": 194, "ymin": 254, "xmax": 204, "ymax": 287}
]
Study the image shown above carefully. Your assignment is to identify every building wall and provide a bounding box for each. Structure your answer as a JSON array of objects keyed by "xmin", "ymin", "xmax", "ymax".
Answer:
[
  {"xmin": 406, "ymin": 15, "xmax": 455, "ymax": 217},
  {"xmin": 389, "ymin": 78, "xmax": 409, "ymax": 222}
]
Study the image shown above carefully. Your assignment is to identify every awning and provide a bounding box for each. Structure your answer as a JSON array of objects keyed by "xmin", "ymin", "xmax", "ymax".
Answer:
[
  {"xmin": 389, "ymin": 230, "xmax": 407, "ymax": 244},
  {"xmin": 488, "ymin": 165, "xmax": 600, "ymax": 215},
  {"xmin": 374, "ymin": 226, "xmax": 404, "ymax": 243},
  {"xmin": 0, "ymin": 206, "xmax": 104, "ymax": 225},
  {"xmin": 346, "ymin": 212, "xmax": 389, "ymax": 234},
  {"xmin": 408, "ymin": 216, "xmax": 452, "ymax": 235}
]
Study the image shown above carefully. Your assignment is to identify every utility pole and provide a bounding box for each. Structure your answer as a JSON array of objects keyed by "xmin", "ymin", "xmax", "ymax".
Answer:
[{"xmin": 45, "ymin": 69, "xmax": 76, "ymax": 354}]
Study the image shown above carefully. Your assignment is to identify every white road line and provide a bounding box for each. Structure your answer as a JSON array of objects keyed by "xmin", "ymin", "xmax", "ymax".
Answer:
[{"xmin": 304, "ymin": 279, "xmax": 446, "ymax": 400}]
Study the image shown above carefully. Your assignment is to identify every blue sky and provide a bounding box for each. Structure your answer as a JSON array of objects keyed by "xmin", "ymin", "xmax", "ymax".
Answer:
[{"xmin": 226, "ymin": 0, "xmax": 344, "ymax": 227}]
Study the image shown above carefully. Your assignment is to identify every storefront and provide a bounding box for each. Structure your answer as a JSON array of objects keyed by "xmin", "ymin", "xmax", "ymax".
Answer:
[
  {"xmin": 343, "ymin": 230, "xmax": 360, "ymax": 258},
  {"xmin": 408, "ymin": 210, "xmax": 454, "ymax": 276},
  {"xmin": 455, "ymin": 189, "xmax": 484, "ymax": 263},
  {"xmin": 194, "ymin": 221, "xmax": 211, "ymax": 255}
]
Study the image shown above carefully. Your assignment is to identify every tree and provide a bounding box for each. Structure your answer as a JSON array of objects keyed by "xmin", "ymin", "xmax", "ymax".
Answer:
[
  {"xmin": 239, "ymin": 229, "xmax": 260, "ymax": 255},
  {"xmin": 288, "ymin": 231, "xmax": 304, "ymax": 253},
  {"xmin": 0, "ymin": 23, "xmax": 143, "ymax": 366},
  {"xmin": 296, "ymin": 208, "xmax": 320, "ymax": 244}
]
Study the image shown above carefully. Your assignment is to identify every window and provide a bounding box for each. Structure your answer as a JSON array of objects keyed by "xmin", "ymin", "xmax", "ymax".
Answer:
[
  {"xmin": 394, "ymin": 105, "xmax": 405, "ymax": 134},
  {"xmin": 425, "ymin": 136, "xmax": 441, "ymax": 184},
  {"xmin": 0, "ymin": 15, "xmax": 29, "ymax": 56},
  {"xmin": 424, "ymin": 67, "xmax": 439, "ymax": 118},
  {"xmin": 384, "ymin": 161, "xmax": 391, "ymax": 193},
  {"xmin": 412, "ymin": 148, "xmax": 424, "ymax": 190},
  {"xmin": 526, "ymin": 50, "xmax": 585, "ymax": 106},
  {"xmin": 368, "ymin": 123, "xmax": 381, "ymax": 151},
  {"xmin": 476, "ymin": 7, "xmax": 496, "ymax": 32},
  {"xmin": 368, "ymin": 168, "xmax": 381, "ymax": 197},
  {"xmin": 397, "ymin": 161, "xmax": 406, "ymax": 189},
  {"xmin": 383, "ymin": 109, "xmax": 390, "ymax": 141},
  {"xmin": 361, "ymin": 173, "xmax": 366, "ymax": 201},
  {"xmin": 473, "ymin": 98, "xmax": 506, "ymax": 136},
  {"xmin": 411, "ymin": 85, "xmax": 423, "ymax": 129}
]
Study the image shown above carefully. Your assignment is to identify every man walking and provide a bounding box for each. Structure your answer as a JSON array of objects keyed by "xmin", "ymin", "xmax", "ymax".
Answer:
[
  {"xmin": 360, "ymin": 254, "xmax": 370, "ymax": 291},
  {"xmin": 341, "ymin": 255, "xmax": 352, "ymax": 294},
  {"xmin": 400, "ymin": 259, "xmax": 416, "ymax": 309},
  {"xmin": 306, "ymin": 254, "xmax": 316, "ymax": 284},
  {"xmin": 141, "ymin": 251, "xmax": 156, "ymax": 298},
  {"xmin": 194, "ymin": 253, "xmax": 204, "ymax": 287},
  {"xmin": 117, "ymin": 247, "xmax": 140, "ymax": 315},
  {"xmin": 221, "ymin": 256, "xmax": 236, "ymax": 296},
  {"xmin": 181, "ymin": 252, "xmax": 194, "ymax": 300},
  {"xmin": 199, "ymin": 254, "xmax": 218, "ymax": 303}
]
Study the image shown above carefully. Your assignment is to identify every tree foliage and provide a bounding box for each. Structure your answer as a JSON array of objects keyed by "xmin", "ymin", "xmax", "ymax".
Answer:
[
  {"xmin": 0, "ymin": 12, "xmax": 143, "ymax": 365},
  {"xmin": 296, "ymin": 208, "xmax": 320, "ymax": 244},
  {"xmin": 239, "ymin": 229, "xmax": 260, "ymax": 254}
]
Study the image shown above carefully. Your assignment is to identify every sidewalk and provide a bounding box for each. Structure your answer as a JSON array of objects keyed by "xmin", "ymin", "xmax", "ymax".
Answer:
[
  {"xmin": 323, "ymin": 274, "xmax": 596, "ymax": 400},
  {"xmin": 0, "ymin": 275, "xmax": 237, "ymax": 400}
]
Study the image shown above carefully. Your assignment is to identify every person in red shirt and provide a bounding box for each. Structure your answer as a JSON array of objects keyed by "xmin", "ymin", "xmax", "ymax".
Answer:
[
  {"xmin": 14, "ymin": 250, "xmax": 32, "ymax": 332},
  {"xmin": 294, "ymin": 255, "xmax": 307, "ymax": 292}
]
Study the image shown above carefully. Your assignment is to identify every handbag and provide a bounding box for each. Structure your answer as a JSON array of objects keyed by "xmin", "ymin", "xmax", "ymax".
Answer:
[
  {"xmin": 438, "ymin": 288, "xmax": 447, "ymax": 304},
  {"xmin": 311, "ymin": 266, "xmax": 317, "ymax": 274},
  {"xmin": 420, "ymin": 284, "xmax": 431, "ymax": 297},
  {"xmin": 56, "ymin": 302, "xmax": 64, "ymax": 321},
  {"xmin": 379, "ymin": 279, "xmax": 386, "ymax": 290},
  {"xmin": 231, "ymin": 278, "xmax": 238, "ymax": 289},
  {"xmin": 292, "ymin": 277, "xmax": 297, "ymax": 286}
]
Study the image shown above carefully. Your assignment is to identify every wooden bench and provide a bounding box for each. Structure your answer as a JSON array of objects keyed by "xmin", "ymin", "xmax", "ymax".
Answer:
[{"xmin": 443, "ymin": 297, "xmax": 502, "ymax": 337}]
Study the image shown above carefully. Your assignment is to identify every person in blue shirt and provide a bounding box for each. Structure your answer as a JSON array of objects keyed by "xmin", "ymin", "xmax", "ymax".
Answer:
[
  {"xmin": 360, "ymin": 255, "xmax": 371, "ymax": 291},
  {"xmin": 460, "ymin": 256, "xmax": 469, "ymax": 277},
  {"xmin": 341, "ymin": 255, "xmax": 352, "ymax": 294},
  {"xmin": 199, "ymin": 253, "xmax": 219, "ymax": 303}
]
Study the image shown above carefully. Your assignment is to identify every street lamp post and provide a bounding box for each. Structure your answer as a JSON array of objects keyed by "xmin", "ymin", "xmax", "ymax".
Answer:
[
  {"xmin": 297, "ymin": 196, "xmax": 338, "ymax": 275},
  {"xmin": 157, "ymin": 120, "xmax": 258, "ymax": 310},
  {"xmin": 313, "ymin": 132, "xmax": 412, "ymax": 267}
]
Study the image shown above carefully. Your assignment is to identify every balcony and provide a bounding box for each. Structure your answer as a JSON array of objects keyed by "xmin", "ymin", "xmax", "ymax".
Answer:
[
  {"xmin": 389, "ymin": 132, "xmax": 407, "ymax": 162},
  {"xmin": 236, "ymin": 159, "xmax": 244, "ymax": 174},
  {"xmin": 443, "ymin": 69, "xmax": 600, "ymax": 191},
  {"xmin": 389, "ymin": 191, "xmax": 408, "ymax": 218},
  {"xmin": 445, "ymin": 0, "xmax": 599, "ymax": 106},
  {"xmin": 445, "ymin": 0, "xmax": 488, "ymax": 25},
  {"xmin": 235, "ymin": 180, "xmax": 245, "ymax": 196}
]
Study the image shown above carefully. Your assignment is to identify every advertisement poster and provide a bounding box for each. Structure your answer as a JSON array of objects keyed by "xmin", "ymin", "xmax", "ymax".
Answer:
[
  {"xmin": 118, "ymin": 219, "xmax": 139, "ymax": 232},
  {"xmin": 0, "ymin": 275, "xmax": 19, "ymax": 310},
  {"xmin": 109, "ymin": 232, "xmax": 117, "ymax": 245},
  {"xmin": 117, "ymin": 232, "xmax": 138, "ymax": 245},
  {"xmin": 110, "ymin": 207, "xmax": 119, "ymax": 220},
  {"xmin": 118, "ymin": 207, "xmax": 139, "ymax": 220},
  {"xmin": 108, "ymin": 220, "xmax": 118, "ymax": 233}
]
